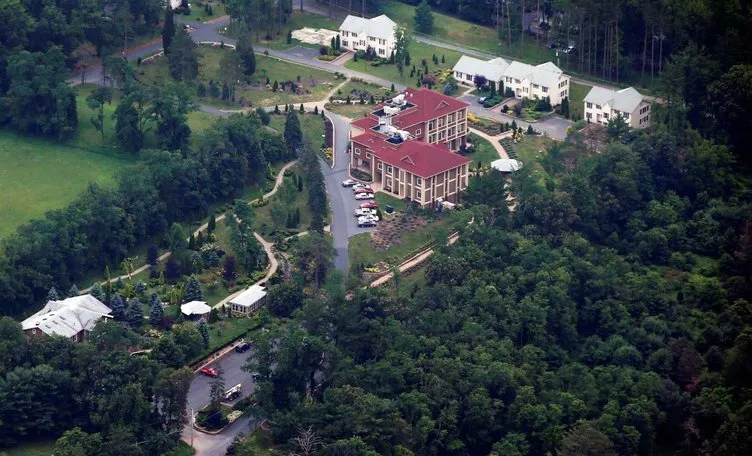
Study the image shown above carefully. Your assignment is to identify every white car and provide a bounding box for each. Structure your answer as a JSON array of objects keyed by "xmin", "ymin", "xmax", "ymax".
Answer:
[
  {"xmin": 358, "ymin": 219, "xmax": 377, "ymax": 228},
  {"xmin": 358, "ymin": 214, "xmax": 380, "ymax": 223},
  {"xmin": 354, "ymin": 208, "xmax": 376, "ymax": 217},
  {"xmin": 342, "ymin": 179, "xmax": 357, "ymax": 187},
  {"xmin": 355, "ymin": 193, "xmax": 374, "ymax": 200},
  {"xmin": 352, "ymin": 183, "xmax": 366, "ymax": 191}
]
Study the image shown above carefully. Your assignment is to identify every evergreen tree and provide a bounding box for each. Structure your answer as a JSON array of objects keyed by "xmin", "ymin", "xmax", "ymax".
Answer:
[
  {"xmin": 284, "ymin": 111, "xmax": 303, "ymax": 153},
  {"xmin": 191, "ymin": 251, "xmax": 203, "ymax": 274},
  {"xmin": 135, "ymin": 282, "xmax": 147, "ymax": 296},
  {"xmin": 336, "ymin": 34, "xmax": 341, "ymax": 51},
  {"xmin": 287, "ymin": 30, "xmax": 292, "ymax": 44},
  {"xmin": 149, "ymin": 292, "xmax": 164, "ymax": 324},
  {"xmin": 198, "ymin": 319, "xmax": 210, "ymax": 347},
  {"xmin": 299, "ymin": 103, "xmax": 305, "ymax": 114},
  {"xmin": 196, "ymin": 231, "xmax": 205, "ymax": 247},
  {"xmin": 167, "ymin": 27, "xmax": 199, "ymax": 82},
  {"xmin": 414, "ymin": 1, "xmax": 434, "ymax": 33},
  {"xmin": 90, "ymin": 283, "xmax": 104, "ymax": 301},
  {"xmin": 197, "ymin": 82, "xmax": 206, "ymax": 97},
  {"xmin": 295, "ymin": 207, "xmax": 301, "ymax": 226},
  {"xmin": 208, "ymin": 251, "xmax": 220, "ymax": 268},
  {"xmin": 330, "ymin": 36, "xmax": 336, "ymax": 51},
  {"xmin": 162, "ymin": 6, "xmax": 175, "ymax": 54},
  {"xmin": 184, "ymin": 275, "xmax": 203, "ymax": 302},
  {"xmin": 391, "ymin": 83, "xmax": 395, "ymax": 92},
  {"xmin": 164, "ymin": 255, "xmax": 182, "ymax": 280},
  {"xmin": 126, "ymin": 298, "xmax": 143, "ymax": 326},
  {"xmin": 236, "ymin": 32, "xmax": 256, "ymax": 77},
  {"xmin": 369, "ymin": 95, "xmax": 375, "ymax": 104},
  {"xmin": 313, "ymin": 106, "xmax": 319, "ymax": 114},
  {"xmin": 68, "ymin": 284, "xmax": 80, "ymax": 297},
  {"xmin": 208, "ymin": 214, "xmax": 216, "ymax": 232},
  {"xmin": 47, "ymin": 287, "xmax": 59, "ymax": 301},
  {"xmin": 297, "ymin": 176, "xmax": 303, "ymax": 192},
  {"xmin": 110, "ymin": 293, "xmax": 126, "ymax": 320},
  {"xmin": 274, "ymin": 104, "xmax": 280, "ymax": 114},
  {"xmin": 188, "ymin": 234, "xmax": 196, "ymax": 250},
  {"xmin": 442, "ymin": 54, "xmax": 445, "ymax": 63}
]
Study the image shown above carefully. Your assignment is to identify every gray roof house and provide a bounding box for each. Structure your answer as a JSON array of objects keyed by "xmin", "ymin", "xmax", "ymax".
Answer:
[
  {"xmin": 583, "ymin": 86, "xmax": 650, "ymax": 129},
  {"xmin": 22, "ymin": 295, "xmax": 112, "ymax": 341}
]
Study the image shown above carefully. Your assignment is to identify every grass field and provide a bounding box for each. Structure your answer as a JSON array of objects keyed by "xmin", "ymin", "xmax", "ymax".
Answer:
[
  {"xmin": 325, "ymin": 79, "xmax": 393, "ymax": 117},
  {"xmin": 169, "ymin": 441, "xmax": 195, "ymax": 456},
  {"xmin": 385, "ymin": 1, "xmax": 556, "ymax": 64},
  {"xmin": 345, "ymin": 40, "xmax": 463, "ymax": 87},
  {"xmin": 0, "ymin": 440, "xmax": 55, "ymax": 456},
  {"xmin": 467, "ymin": 133, "xmax": 502, "ymax": 168},
  {"xmin": 0, "ymin": 130, "xmax": 133, "ymax": 239},
  {"xmin": 180, "ymin": 0, "xmax": 226, "ymax": 23},
  {"xmin": 268, "ymin": 112, "xmax": 326, "ymax": 150},
  {"xmin": 220, "ymin": 11, "xmax": 341, "ymax": 50},
  {"xmin": 567, "ymin": 81, "xmax": 592, "ymax": 121},
  {"xmin": 138, "ymin": 47, "xmax": 338, "ymax": 108},
  {"xmin": 512, "ymin": 135, "xmax": 557, "ymax": 185},
  {"xmin": 254, "ymin": 164, "xmax": 312, "ymax": 235},
  {"xmin": 349, "ymin": 212, "xmax": 464, "ymax": 267}
]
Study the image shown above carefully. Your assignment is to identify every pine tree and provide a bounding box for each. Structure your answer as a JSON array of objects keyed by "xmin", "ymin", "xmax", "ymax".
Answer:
[
  {"xmin": 110, "ymin": 293, "xmax": 126, "ymax": 320},
  {"xmin": 198, "ymin": 319, "xmax": 210, "ymax": 347},
  {"xmin": 346, "ymin": 95, "xmax": 351, "ymax": 104},
  {"xmin": 284, "ymin": 111, "xmax": 303, "ymax": 153},
  {"xmin": 336, "ymin": 34, "xmax": 341, "ymax": 51},
  {"xmin": 208, "ymin": 251, "xmax": 220, "ymax": 267},
  {"xmin": 184, "ymin": 275, "xmax": 203, "ymax": 302},
  {"xmin": 90, "ymin": 282, "xmax": 104, "ymax": 301},
  {"xmin": 196, "ymin": 231, "xmax": 205, "ymax": 247},
  {"xmin": 135, "ymin": 282, "xmax": 147, "ymax": 295},
  {"xmin": 391, "ymin": 83, "xmax": 395, "ymax": 92},
  {"xmin": 236, "ymin": 32, "xmax": 256, "ymax": 77},
  {"xmin": 162, "ymin": 6, "xmax": 175, "ymax": 54},
  {"xmin": 287, "ymin": 30, "xmax": 292, "ymax": 44},
  {"xmin": 297, "ymin": 176, "xmax": 303, "ymax": 192},
  {"xmin": 68, "ymin": 284, "xmax": 80, "ymax": 297},
  {"xmin": 188, "ymin": 234, "xmax": 196, "ymax": 250},
  {"xmin": 149, "ymin": 292, "xmax": 164, "ymax": 324},
  {"xmin": 299, "ymin": 103, "xmax": 305, "ymax": 114},
  {"xmin": 274, "ymin": 104, "xmax": 280, "ymax": 114},
  {"xmin": 126, "ymin": 298, "xmax": 143, "ymax": 326},
  {"xmin": 47, "ymin": 287, "xmax": 59, "ymax": 301},
  {"xmin": 208, "ymin": 214, "xmax": 216, "ymax": 232},
  {"xmin": 313, "ymin": 105, "xmax": 319, "ymax": 114},
  {"xmin": 294, "ymin": 207, "xmax": 301, "ymax": 226},
  {"xmin": 369, "ymin": 95, "xmax": 375, "ymax": 104}
]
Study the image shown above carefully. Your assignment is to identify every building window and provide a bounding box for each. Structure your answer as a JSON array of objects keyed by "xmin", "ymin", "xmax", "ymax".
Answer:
[
  {"xmin": 428, "ymin": 121, "xmax": 435, "ymax": 129},
  {"xmin": 362, "ymin": 160, "xmax": 369, "ymax": 166},
  {"xmin": 586, "ymin": 102, "xmax": 592, "ymax": 109},
  {"xmin": 532, "ymin": 83, "xmax": 539, "ymax": 89},
  {"xmin": 458, "ymin": 110, "xmax": 465, "ymax": 119},
  {"xmin": 624, "ymin": 113, "xmax": 630, "ymax": 120},
  {"xmin": 514, "ymin": 78, "xmax": 521, "ymax": 84},
  {"xmin": 542, "ymin": 86, "xmax": 548, "ymax": 93},
  {"xmin": 449, "ymin": 127, "xmax": 455, "ymax": 136},
  {"xmin": 379, "ymin": 48, "xmax": 385, "ymax": 55},
  {"xmin": 429, "ymin": 134, "xmax": 436, "ymax": 142},
  {"xmin": 466, "ymin": 74, "xmax": 472, "ymax": 81},
  {"xmin": 354, "ymin": 148, "xmax": 361, "ymax": 155},
  {"xmin": 523, "ymin": 87, "xmax": 528, "ymax": 93},
  {"xmin": 457, "ymin": 124, "xmax": 464, "ymax": 133},
  {"xmin": 387, "ymin": 166, "xmax": 393, "ymax": 175},
  {"xmin": 415, "ymin": 128, "xmax": 421, "ymax": 135},
  {"xmin": 343, "ymin": 41, "xmax": 348, "ymax": 47},
  {"xmin": 366, "ymin": 152, "xmax": 372, "ymax": 159},
  {"xmin": 415, "ymin": 190, "xmax": 422, "ymax": 202},
  {"xmin": 377, "ymin": 163, "xmax": 383, "ymax": 170},
  {"xmin": 448, "ymin": 114, "xmax": 454, "ymax": 122},
  {"xmin": 596, "ymin": 104, "xmax": 602, "ymax": 110},
  {"xmin": 586, "ymin": 112, "xmax": 592, "ymax": 119},
  {"xmin": 416, "ymin": 177, "xmax": 422, "ymax": 185},
  {"xmin": 438, "ymin": 118, "xmax": 444, "ymax": 127}
]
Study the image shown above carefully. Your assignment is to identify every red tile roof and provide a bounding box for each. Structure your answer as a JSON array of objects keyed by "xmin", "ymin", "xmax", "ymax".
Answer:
[
  {"xmin": 351, "ymin": 130, "xmax": 470, "ymax": 178},
  {"xmin": 389, "ymin": 87, "xmax": 468, "ymax": 128}
]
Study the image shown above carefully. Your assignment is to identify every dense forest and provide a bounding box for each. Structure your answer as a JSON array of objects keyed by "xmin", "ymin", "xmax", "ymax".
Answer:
[{"xmin": 246, "ymin": 112, "xmax": 752, "ymax": 454}]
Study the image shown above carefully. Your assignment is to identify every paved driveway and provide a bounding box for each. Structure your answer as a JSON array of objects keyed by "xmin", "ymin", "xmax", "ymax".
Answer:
[
  {"xmin": 321, "ymin": 111, "xmax": 375, "ymax": 273},
  {"xmin": 286, "ymin": 45, "xmax": 321, "ymax": 60},
  {"xmin": 460, "ymin": 95, "xmax": 571, "ymax": 140}
]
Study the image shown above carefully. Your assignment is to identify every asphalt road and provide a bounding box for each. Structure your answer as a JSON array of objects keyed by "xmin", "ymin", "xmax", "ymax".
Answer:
[
  {"xmin": 182, "ymin": 348, "xmax": 259, "ymax": 456},
  {"xmin": 459, "ymin": 94, "xmax": 571, "ymax": 140}
]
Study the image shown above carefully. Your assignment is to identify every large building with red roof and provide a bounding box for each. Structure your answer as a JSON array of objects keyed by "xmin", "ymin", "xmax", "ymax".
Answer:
[{"xmin": 349, "ymin": 88, "xmax": 471, "ymax": 208}]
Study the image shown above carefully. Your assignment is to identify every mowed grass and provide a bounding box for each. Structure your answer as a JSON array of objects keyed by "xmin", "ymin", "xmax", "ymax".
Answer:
[
  {"xmin": 0, "ymin": 130, "xmax": 133, "ymax": 239},
  {"xmin": 345, "ymin": 41, "xmax": 463, "ymax": 86},
  {"xmin": 385, "ymin": 1, "xmax": 556, "ymax": 64},
  {"xmin": 137, "ymin": 46, "xmax": 338, "ymax": 108},
  {"xmin": 325, "ymin": 79, "xmax": 393, "ymax": 118},
  {"xmin": 512, "ymin": 134, "xmax": 557, "ymax": 185},
  {"xmin": 254, "ymin": 165, "xmax": 312, "ymax": 236},
  {"xmin": 467, "ymin": 133, "xmax": 502, "ymax": 167},
  {"xmin": 180, "ymin": 0, "xmax": 226, "ymax": 23},
  {"xmin": 568, "ymin": 81, "xmax": 592, "ymax": 121},
  {"xmin": 268, "ymin": 112, "xmax": 325, "ymax": 150}
]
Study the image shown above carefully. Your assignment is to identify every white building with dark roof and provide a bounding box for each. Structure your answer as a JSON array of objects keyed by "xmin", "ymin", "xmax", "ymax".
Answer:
[
  {"xmin": 339, "ymin": 15, "xmax": 397, "ymax": 57},
  {"xmin": 584, "ymin": 86, "xmax": 650, "ymax": 128},
  {"xmin": 229, "ymin": 285, "xmax": 267, "ymax": 316},
  {"xmin": 452, "ymin": 56, "xmax": 570, "ymax": 105},
  {"xmin": 22, "ymin": 295, "xmax": 112, "ymax": 342}
]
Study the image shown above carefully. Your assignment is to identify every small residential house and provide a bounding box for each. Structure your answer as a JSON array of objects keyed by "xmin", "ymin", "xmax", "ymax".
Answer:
[
  {"xmin": 583, "ymin": 86, "xmax": 650, "ymax": 129},
  {"xmin": 22, "ymin": 294, "xmax": 112, "ymax": 342},
  {"xmin": 339, "ymin": 15, "xmax": 397, "ymax": 57},
  {"xmin": 181, "ymin": 301, "xmax": 211, "ymax": 320},
  {"xmin": 349, "ymin": 88, "xmax": 472, "ymax": 208},
  {"xmin": 452, "ymin": 56, "xmax": 571, "ymax": 106},
  {"xmin": 229, "ymin": 285, "xmax": 267, "ymax": 316}
]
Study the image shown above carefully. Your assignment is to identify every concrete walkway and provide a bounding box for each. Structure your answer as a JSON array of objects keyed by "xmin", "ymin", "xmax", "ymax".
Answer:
[
  {"xmin": 468, "ymin": 127, "xmax": 509, "ymax": 159},
  {"xmin": 368, "ymin": 233, "xmax": 460, "ymax": 288}
]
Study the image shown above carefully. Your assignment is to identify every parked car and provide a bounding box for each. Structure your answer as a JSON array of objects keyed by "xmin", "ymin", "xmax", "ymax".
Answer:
[
  {"xmin": 546, "ymin": 41, "xmax": 558, "ymax": 49},
  {"xmin": 359, "ymin": 201, "xmax": 379, "ymax": 209},
  {"xmin": 224, "ymin": 384, "xmax": 242, "ymax": 401},
  {"xmin": 385, "ymin": 205, "xmax": 395, "ymax": 214},
  {"xmin": 355, "ymin": 192, "xmax": 374, "ymax": 200},
  {"xmin": 352, "ymin": 183, "xmax": 366, "ymax": 191},
  {"xmin": 251, "ymin": 372, "xmax": 261, "ymax": 380},
  {"xmin": 563, "ymin": 45, "xmax": 576, "ymax": 54},
  {"xmin": 199, "ymin": 367, "xmax": 218, "ymax": 377},
  {"xmin": 355, "ymin": 208, "xmax": 376, "ymax": 217},
  {"xmin": 358, "ymin": 219, "xmax": 377, "ymax": 228},
  {"xmin": 235, "ymin": 341, "xmax": 251, "ymax": 353},
  {"xmin": 358, "ymin": 214, "xmax": 380, "ymax": 223},
  {"xmin": 342, "ymin": 179, "xmax": 357, "ymax": 187},
  {"xmin": 354, "ymin": 187, "xmax": 374, "ymax": 194}
]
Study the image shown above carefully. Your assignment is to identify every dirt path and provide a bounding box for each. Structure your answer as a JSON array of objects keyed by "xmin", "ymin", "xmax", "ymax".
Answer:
[
  {"xmin": 367, "ymin": 233, "xmax": 460, "ymax": 288},
  {"xmin": 468, "ymin": 127, "xmax": 510, "ymax": 160},
  {"xmin": 82, "ymin": 161, "xmax": 298, "ymax": 293}
]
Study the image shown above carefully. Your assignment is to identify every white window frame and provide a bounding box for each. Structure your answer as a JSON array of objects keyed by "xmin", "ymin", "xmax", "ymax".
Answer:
[
  {"xmin": 586, "ymin": 102, "xmax": 592, "ymax": 109},
  {"xmin": 354, "ymin": 148, "xmax": 361, "ymax": 155},
  {"xmin": 366, "ymin": 152, "xmax": 372, "ymax": 159},
  {"xmin": 416, "ymin": 177, "xmax": 422, "ymax": 185},
  {"xmin": 377, "ymin": 163, "xmax": 383, "ymax": 170},
  {"xmin": 386, "ymin": 166, "xmax": 393, "ymax": 175},
  {"xmin": 415, "ymin": 128, "xmax": 422, "ymax": 135}
]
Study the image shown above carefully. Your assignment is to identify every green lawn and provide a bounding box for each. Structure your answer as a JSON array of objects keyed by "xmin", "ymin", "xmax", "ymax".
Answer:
[
  {"xmin": 375, "ymin": 192, "xmax": 407, "ymax": 212},
  {"xmin": 568, "ymin": 81, "xmax": 592, "ymax": 121},
  {"xmin": 325, "ymin": 79, "xmax": 394, "ymax": 117},
  {"xmin": 0, "ymin": 129, "xmax": 133, "ymax": 239},
  {"xmin": 137, "ymin": 46, "xmax": 339, "ymax": 108},
  {"xmin": 512, "ymin": 135, "xmax": 557, "ymax": 185},
  {"xmin": 384, "ymin": 1, "xmax": 556, "ymax": 64},
  {"xmin": 190, "ymin": 316, "xmax": 261, "ymax": 364},
  {"xmin": 345, "ymin": 41, "xmax": 463, "ymax": 87},
  {"xmin": 349, "ymin": 212, "xmax": 465, "ymax": 267},
  {"xmin": 268, "ymin": 112, "xmax": 325, "ymax": 150},
  {"xmin": 220, "ymin": 11, "xmax": 341, "ymax": 50},
  {"xmin": 467, "ymin": 133, "xmax": 501, "ymax": 168},
  {"xmin": 326, "ymin": 101, "xmax": 375, "ymax": 119},
  {"xmin": 0, "ymin": 440, "xmax": 55, "ymax": 456},
  {"xmin": 179, "ymin": 0, "xmax": 226, "ymax": 23}
]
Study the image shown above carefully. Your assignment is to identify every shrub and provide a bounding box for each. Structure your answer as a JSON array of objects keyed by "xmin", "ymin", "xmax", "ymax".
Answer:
[
  {"xmin": 502, "ymin": 104, "xmax": 509, "ymax": 113},
  {"xmin": 319, "ymin": 46, "xmax": 329, "ymax": 56}
]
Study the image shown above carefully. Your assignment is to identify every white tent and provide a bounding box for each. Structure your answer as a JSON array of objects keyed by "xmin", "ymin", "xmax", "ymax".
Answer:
[
  {"xmin": 181, "ymin": 301, "xmax": 211, "ymax": 317},
  {"xmin": 491, "ymin": 158, "xmax": 523, "ymax": 173}
]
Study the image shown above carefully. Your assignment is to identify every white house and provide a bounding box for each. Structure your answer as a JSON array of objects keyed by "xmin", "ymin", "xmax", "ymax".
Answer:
[
  {"xmin": 229, "ymin": 285, "xmax": 267, "ymax": 316},
  {"xmin": 22, "ymin": 295, "xmax": 112, "ymax": 342},
  {"xmin": 452, "ymin": 56, "xmax": 571, "ymax": 106},
  {"xmin": 583, "ymin": 86, "xmax": 650, "ymax": 129},
  {"xmin": 339, "ymin": 15, "xmax": 397, "ymax": 57}
]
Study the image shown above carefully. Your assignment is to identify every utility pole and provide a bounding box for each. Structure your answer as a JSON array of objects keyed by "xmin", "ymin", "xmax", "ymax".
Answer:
[{"xmin": 190, "ymin": 408, "xmax": 194, "ymax": 447}]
